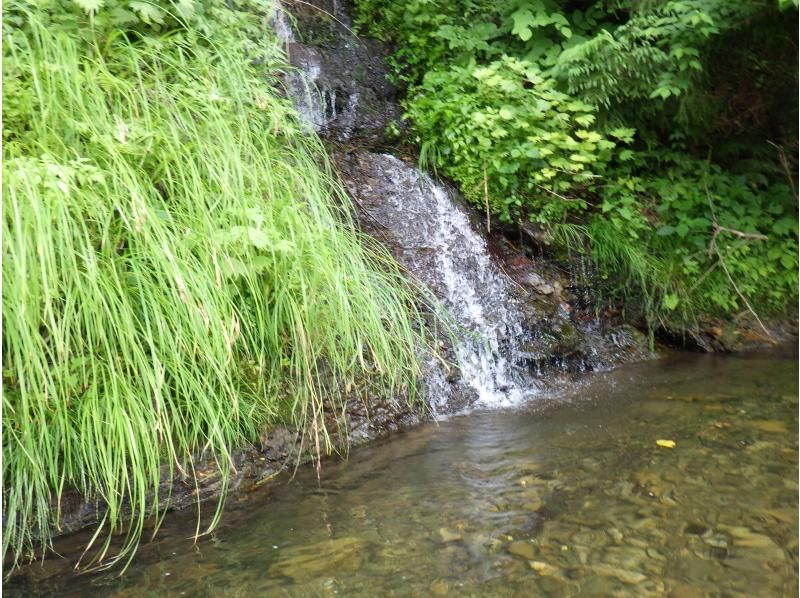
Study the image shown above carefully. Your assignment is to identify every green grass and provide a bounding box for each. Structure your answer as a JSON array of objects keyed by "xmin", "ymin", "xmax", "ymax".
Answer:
[
  {"xmin": 550, "ymin": 220, "xmax": 694, "ymax": 340},
  {"xmin": 2, "ymin": 11, "xmax": 427, "ymax": 572}
]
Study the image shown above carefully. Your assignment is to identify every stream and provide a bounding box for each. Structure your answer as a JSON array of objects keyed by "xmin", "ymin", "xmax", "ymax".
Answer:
[
  {"xmin": 8, "ymin": 348, "xmax": 797, "ymax": 597},
  {"xmin": 6, "ymin": 4, "xmax": 796, "ymax": 595}
]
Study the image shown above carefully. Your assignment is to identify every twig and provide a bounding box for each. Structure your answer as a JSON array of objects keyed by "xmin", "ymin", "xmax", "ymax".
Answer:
[
  {"xmin": 703, "ymin": 182, "xmax": 772, "ymax": 339},
  {"xmin": 767, "ymin": 140, "xmax": 797, "ymax": 200},
  {"xmin": 711, "ymin": 223, "xmax": 768, "ymax": 242},
  {"xmin": 534, "ymin": 183, "xmax": 582, "ymax": 202}
]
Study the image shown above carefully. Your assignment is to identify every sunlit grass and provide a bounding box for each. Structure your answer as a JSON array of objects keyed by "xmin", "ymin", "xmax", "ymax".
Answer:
[{"xmin": 2, "ymin": 15, "xmax": 426, "ymax": 571}]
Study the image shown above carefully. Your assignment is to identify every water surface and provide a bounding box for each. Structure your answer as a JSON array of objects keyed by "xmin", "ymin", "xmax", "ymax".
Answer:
[{"xmin": 8, "ymin": 350, "xmax": 798, "ymax": 597}]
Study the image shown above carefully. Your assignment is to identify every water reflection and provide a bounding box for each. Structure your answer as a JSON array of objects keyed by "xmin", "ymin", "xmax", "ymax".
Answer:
[{"xmin": 7, "ymin": 350, "xmax": 798, "ymax": 597}]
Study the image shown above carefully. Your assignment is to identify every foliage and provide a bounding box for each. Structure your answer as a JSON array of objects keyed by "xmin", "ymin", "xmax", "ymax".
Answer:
[
  {"xmin": 356, "ymin": 0, "xmax": 798, "ymax": 328},
  {"xmin": 411, "ymin": 57, "xmax": 632, "ymax": 222},
  {"xmin": 3, "ymin": 0, "xmax": 427, "ymax": 571}
]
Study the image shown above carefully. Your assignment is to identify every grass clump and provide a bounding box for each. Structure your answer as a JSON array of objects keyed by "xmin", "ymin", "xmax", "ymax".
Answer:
[{"xmin": 3, "ymin": 1, "xmax": 425, "ymax": 571}]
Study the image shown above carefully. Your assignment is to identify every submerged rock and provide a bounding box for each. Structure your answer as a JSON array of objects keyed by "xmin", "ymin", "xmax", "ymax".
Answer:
[
  {"xmin": 507, "ymin": 540, "xmax": 537, "ymax": 560},
  {"xmin": 267, "ymin": 536, "xmax": 369, "ymax": 579},
  {"xmin": 438, "ymin": 528, "xmax": 463, "ymax": 543},
  {"xmin": 529, "ymin": 560, "xmax": 560, "ymax": 576},
  {"xmin": 591, "ymin": 564, "xmax": 647, "ymax": 585}
]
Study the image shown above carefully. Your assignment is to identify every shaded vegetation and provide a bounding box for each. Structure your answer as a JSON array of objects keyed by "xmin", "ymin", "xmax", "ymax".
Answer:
[
  {"xmin": 3, "ymin": 0, "xmax": 427, "ymax": 571},
  {"xmin": 355, "ymin": 0, "xmax": 798, "ymax": 331}
]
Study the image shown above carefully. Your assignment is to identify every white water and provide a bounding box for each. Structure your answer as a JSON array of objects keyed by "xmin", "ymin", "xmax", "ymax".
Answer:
[{"xmin": 362, "ymin": 155, "xmax": 537, "ymax": 409}]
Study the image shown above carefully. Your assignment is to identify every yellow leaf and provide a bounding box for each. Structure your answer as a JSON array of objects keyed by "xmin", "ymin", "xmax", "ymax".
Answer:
[{"xmin": 656, "ymin": 439, "xmax": 676, "ymax": 448}]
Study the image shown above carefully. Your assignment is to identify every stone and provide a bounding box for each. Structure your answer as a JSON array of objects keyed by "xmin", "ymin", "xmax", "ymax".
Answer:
[
  {"xmin": 607, "ymin": 528, "xmax": 624, "ymax": 543},
  {"xmin": 592, "ymin": 564, "xmax": 647, "ymax": 585},
  {"xmin": 429, "ymin": 579, "xmax": 449, "ymax": 595},
  {"xmin": 438, "ymin": 527, "xmax": 463, "ymax": 543},
  {"xmin": 666, "ymin": 580, "xmax": 712, "ymax": 598},
  {"xmin": 529, "ymin": 560, "xmax": 560, "ymax": 576},
  {"xmin": 267, "ymin": 537, "xmax": 367, "ymax": 579},
  {"xmin": 751, "ymin": 420, "xmax": 788, "ymax": 433},
  {"xmin": 507, "ymin": 540, "xmax": 537, "ymax": 560}
]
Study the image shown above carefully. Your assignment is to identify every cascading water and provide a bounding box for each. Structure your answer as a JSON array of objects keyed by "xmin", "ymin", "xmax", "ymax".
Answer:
[
  {"xmin": 343, "ymin": 154, "xmax": 539, "ymax": 410},
  {"xmin": 268, "ymin": 1, "xmax": 651, "ymax": 411},
  {"xmin": 271, "ymin": 3, "xmax": 360, "ymax": 137}
]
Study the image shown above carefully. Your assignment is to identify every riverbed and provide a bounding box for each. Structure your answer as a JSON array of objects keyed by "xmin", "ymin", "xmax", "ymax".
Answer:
[{"xmin": 7, "ymin": 348, "xmax": 797, "ymax": 597}]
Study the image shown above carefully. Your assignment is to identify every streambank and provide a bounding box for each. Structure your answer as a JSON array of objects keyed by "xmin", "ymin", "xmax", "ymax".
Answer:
[{"xmin": 13, "ymin": 0, "xmax": 793, "ymax": 572}]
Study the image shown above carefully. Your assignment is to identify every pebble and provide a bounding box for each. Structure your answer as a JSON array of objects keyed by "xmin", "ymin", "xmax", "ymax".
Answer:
[
  {"xmin": 529, "ymin": 561, "xmax": 560, "ymax": 576},
  {"xmin": 607, "ymin": 528, "xmax": 624, "ymax": 543},
  {"xmin": 429, "ymin": 579, "xmax": 449, "ymax": 595},
  {"xmin": 751, "ymin": 420, "xmax": 788, "ymax": 433},
  {"xmin": 507, "ymin": 540, "xmax": 536, "ymax": 560},
  {"xmin": 438, "ymin": 528, "xmax": 463, "ymax": 543},
  {"xmin": 591, "ymin": 564, "xmax": 647, "ymax": 585}
]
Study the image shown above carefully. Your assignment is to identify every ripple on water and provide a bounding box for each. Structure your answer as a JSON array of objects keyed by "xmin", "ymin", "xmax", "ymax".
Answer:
[{"xmin": 5, "ymin": 351, "xmax": 798, "ymax": 597}]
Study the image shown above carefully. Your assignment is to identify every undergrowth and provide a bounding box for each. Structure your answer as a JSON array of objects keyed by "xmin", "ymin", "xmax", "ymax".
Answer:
[
  {"xmin": 355, "ymin": 0, "xmax": 798, "ymax": 332},
  {"xmin": 3, "ymin": 0, "xmax": 426, "ymax": 572}
]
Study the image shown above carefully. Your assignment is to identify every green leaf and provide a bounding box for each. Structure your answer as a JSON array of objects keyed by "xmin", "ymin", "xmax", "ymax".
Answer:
[
  {"xmin": 130, "ymin": 1, "xmax": 166, "ymax": 25},
  {"xmin": 608, "ymin": 127, "xmax": 636, "ymax": 142},
  {"xmin": 498, "ymin": 107, "xmax": 514, "ymax": 120},
  {"xmin": 663, "ymin": 294, "xmax": 679, "ymax": 310},
  {"xmin": 511, "ymin": 8, "xmax": 535, "ymax": 41},
  {"xmin": 175, "ymin": 0, "xmax": 195, "ymax": 19},
  {"xmin": 247, "ymin": 227, "xmax": 270, "ymax": 249}
]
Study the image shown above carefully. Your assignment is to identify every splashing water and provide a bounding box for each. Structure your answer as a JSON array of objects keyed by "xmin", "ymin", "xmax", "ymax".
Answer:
[
  {"xmin": 354, "ymin": 154, "xmax": 538, "ymax": 410},
  {"xmin": 271, "ymin": 2, "xmax": 536, "ymax": 409}
]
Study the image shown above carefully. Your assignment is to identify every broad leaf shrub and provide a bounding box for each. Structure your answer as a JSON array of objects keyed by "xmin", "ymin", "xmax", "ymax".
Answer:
[
  {"xmin": 3, "ymin": 0, "xmax": 426, "ymax": 571},
  {"xmin": 410, "ymin": 57, "xmax": 631, "ymax": 223},
  {"xmin": 356, "ymin": 0, "xmax": 798, "ymax": 330}
]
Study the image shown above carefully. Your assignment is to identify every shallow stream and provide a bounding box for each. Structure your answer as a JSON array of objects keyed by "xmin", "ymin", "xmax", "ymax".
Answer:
[{"xmin": 7, "ymin": 349, "xmax": 797, "ymax": 597}]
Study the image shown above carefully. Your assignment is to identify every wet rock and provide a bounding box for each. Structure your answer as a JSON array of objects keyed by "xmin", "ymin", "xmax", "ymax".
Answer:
[
  {"xmin": 522, "ymin": 498, "xmax": 543, "ymax": 512},
  {"xmin": 540, "ymin": 521, "xmax": 578, "ymax": 545},
  {"xmin": 607, "ymin": 528, "xmax": 624, "ymax": 543},
  {"xmin": 279, "ymin": 0, "xmax": 402, "ymax": 143},
  {"xmin": 750, "ymin": 420, "xmax": 789, "ymax": 433},
  {"xmin": 571, "ymin": 529, "xmax": 608, "ymax": 549},
  {"xmin": 591, "ymin": 564, "xmax": 647, "ymax": 585},
  {"xmin": 507, "ymin": 540, "xmax": 537, "ymax": 560},
  {"xmin": 429, "ymin": 579, "xmax": 450, "ymax": 595},
  {"xmin": 666, "ymin": 580, "xmax": 711, "ymax": 598},
  {"xmin": 267, "ymin": 537, "xmax": 368, "ymax": 579},
  {"xmin": 529, "ymin": 560, "xmax": 560, "ymax": 576},
  {"xmin": 438, "ymin": 528, "xmax": 463, "ymax": 543}
]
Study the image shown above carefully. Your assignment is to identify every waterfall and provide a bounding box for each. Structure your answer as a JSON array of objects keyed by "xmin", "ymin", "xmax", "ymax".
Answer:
[
  {"xmin": 272, "ymin": 4, "xmax": 540, "ymax": 410},
  {"xmin": 271, "ymin": 3, "xmax": 360, "ymax": 138},
  {"xmin": 351, "ymin": 155, "xmax": 538, "ymax": 410}
]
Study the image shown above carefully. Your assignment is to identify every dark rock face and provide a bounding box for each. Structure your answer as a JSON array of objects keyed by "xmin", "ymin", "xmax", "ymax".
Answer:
[
  {"xmin": 280, "ymin": 0, "xmax": 653, "ymax": 381},
  {"xmin": 277, "ymin": 0, "xmax": 402, "ymax": 143}
]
